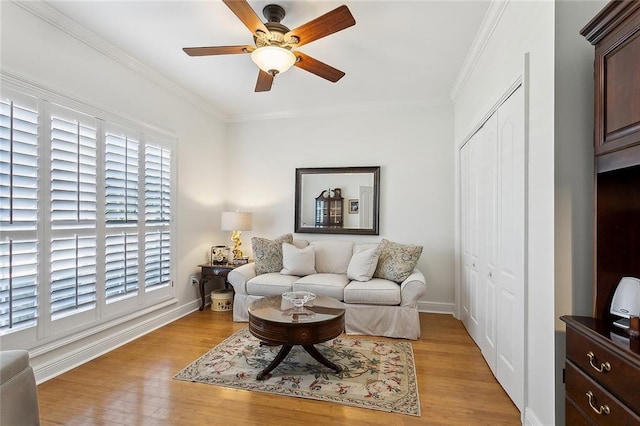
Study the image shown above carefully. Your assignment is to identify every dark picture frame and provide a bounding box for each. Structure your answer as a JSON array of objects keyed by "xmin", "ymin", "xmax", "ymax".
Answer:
[{"xmin": 294, "ymin": 166, "xmax": 380, "ymax": 235}]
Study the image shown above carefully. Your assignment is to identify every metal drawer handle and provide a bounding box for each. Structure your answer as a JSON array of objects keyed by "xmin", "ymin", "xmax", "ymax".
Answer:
[
  {"xmin": 586, "ymin": 351, "xmax": 611, "ymax": 373},
  {"xmin": 586, "ymin": 391, "xmax": 610, "ymax": 415}
]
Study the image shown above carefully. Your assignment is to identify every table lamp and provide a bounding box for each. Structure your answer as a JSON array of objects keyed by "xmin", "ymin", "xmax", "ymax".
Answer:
[{"xmin": 221, "ymin": 211, "xmax": 252, "ymax": 262}]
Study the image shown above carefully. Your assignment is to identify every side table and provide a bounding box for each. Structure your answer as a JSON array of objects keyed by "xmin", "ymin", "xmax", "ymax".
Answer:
[{"xmin": 198, "ymin": 263, "xmax": 237, "ymax": 311}]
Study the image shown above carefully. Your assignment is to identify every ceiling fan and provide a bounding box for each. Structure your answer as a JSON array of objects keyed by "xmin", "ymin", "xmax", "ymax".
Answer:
[{"xmin": 183, "ymin": 0, "xmax": 356, "ymax": 92}]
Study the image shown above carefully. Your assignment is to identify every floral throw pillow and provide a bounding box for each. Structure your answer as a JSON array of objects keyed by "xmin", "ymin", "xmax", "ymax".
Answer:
[
  {"xmin": 373, "ymin": 239, "xmax": 423, "ymax": 283},
  {"xmin": 251, "ymin": 233, "xmax": 293, "ymax": 275}
]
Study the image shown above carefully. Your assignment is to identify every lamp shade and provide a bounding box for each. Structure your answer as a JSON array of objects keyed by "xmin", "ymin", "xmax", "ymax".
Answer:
[
  {"xmin": 251, "ymin": 46, "xmax": 296, "ymax": 75},
  {"xmin": 221, "ymin": 211, "xmax": 253, "ymax": 231}
]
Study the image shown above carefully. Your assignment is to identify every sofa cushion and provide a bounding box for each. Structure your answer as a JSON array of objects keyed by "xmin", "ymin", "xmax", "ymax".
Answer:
[
  {"xmin": 281, "ymin": 243, "xmax": 316, "ymax": 276},
  {"xmin": 310, "ymin": 240, "xmax": 354, "ymax": 274},
  {"xmin": 344, "ymin": 278, "xmax": 401, "ymax": 305},
  {"xmin": 251, "ymin": 233, "xmax": 293, "ymax": 275},
  {"xmin": 247, "ymin": 273, "xmax": 298, "ymax": 296},
  {"xmin": 347, "ymin": 244, "xmax": 380, "ymax": 282},
  {"xmin": 373, "ymin": 239, "xmax": 423, "ymax": 283},
  {"xmin": 293, "ymin": 273, "xmax": 350, "ymax": 301}
]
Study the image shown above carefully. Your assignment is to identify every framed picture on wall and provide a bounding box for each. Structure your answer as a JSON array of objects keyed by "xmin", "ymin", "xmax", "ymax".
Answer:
[{"xmin": 348, "ymin": 199, "xmax": 359, "ymax": 214}]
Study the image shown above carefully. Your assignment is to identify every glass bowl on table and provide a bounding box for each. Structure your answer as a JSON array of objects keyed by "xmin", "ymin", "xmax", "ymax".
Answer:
[{"xmin": 281, "ymin": 291, "xmax": 316, "ymax": 319}]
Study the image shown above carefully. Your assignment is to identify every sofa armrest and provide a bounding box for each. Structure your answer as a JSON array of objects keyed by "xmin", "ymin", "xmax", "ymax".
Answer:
[
  {"xmin": 399, "ymin": 268, "xmax": 427, "ymax": 307},
  {"xmin": 1, "ymin": 350, "xmax": 40, "ymax": 426},
  {"xmin": 227, "ymin": 263, "xmax": 257, "ymax": 296}
]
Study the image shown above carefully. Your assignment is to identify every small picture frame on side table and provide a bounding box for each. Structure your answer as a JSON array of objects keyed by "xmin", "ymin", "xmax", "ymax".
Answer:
[
  {"xmin": 348, "ymin": 199, "xmax": 359, "ymax": 214},
  {"xmin": 211, "ymin": 245, "xmax": 230, "ymax": 264}
]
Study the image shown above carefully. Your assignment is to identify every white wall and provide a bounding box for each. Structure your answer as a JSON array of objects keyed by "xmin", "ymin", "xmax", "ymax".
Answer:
[
  {"xmin": 554, "ymin": 0, "xmax": 608, "ymax": 422},
  {"xmin": 453, "ymin": 1, "xmax": 555, "ymax": 424},
  {"xmin": 1, "ymin": 2, "xmax": 227, "ymax": 378},
  {"xmin": 226, "ymin": 105, "xmax": 456, "ymax": 312}
]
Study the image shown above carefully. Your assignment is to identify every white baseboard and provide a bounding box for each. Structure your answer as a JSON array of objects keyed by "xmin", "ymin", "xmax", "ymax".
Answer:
[
  {"xmin": 418, "ymin": 300, "xmax": 455, "ymax": 315},
  {"xmin": 33, "ymin": 300, "xmax": 199, "ymax": 384}
]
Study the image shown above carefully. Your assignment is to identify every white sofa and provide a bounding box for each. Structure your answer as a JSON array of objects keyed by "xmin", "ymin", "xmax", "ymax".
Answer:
[{"xmin": 227, "ymin": 238, "xmax": 427, "ymax": 340}]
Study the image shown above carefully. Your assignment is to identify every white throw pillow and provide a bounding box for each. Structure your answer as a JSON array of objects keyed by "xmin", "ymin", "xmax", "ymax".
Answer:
[
  {"xmin": 280, "ymin": 243, "xmax": 316, "ymax": 276},
  {"xmin": 347, "ymin": 245, "xmax": 380, "ymax": 282}
]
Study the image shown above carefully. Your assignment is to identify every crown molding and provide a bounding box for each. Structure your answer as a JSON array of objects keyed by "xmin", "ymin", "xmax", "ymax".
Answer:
[
  {"xmin": 449, "ymin": 0, "xmax": 509, "ymax": 103},
  {"xmin": 11, "ymin": 0, "xmax": 228, "ymax": 122},
  {"xmin": 227, "ymin": 96, "xmax": 453, "ymax": 123}
]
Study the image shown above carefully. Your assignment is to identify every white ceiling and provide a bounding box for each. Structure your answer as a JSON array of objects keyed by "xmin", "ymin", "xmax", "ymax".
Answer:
[{"xmin": 44, "ymin": 0, "xmax": 491, "ymax": 121}]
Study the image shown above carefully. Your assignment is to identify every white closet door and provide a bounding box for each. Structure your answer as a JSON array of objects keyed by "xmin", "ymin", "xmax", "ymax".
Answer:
[
  {"xmin": 459, "ymin": 85, "xmax": 524, "ymax": 412},
  {"xmin": 461, "ymin": 130, "xmax": 482, "ymax": 342},
  {"xmin": 480, "ymin": 112, "xmax": 499, "ymax": 374},
  {"xmin": 495, "ymin": 87, "xmax": 524, "ymax": 410}
]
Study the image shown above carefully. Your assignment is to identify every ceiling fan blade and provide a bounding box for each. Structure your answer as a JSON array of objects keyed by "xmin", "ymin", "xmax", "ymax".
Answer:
[
  {"xmin": 255, "ymin": 70, "xmax": 274, "ymax": 92},
  {"xmin": 183, "ymin": 46, "xmax": 253, "ymax": 56},
  {"xmin": 222, "ymin": 0, "xmax": 270, "ymax": 36},
  {"xmin": 294, "ymin": 52, "xmax": 345, "ymax": 83},
  {"xmin": 285, "ymin": 5, "xmax": 355, "ymax": 48}
]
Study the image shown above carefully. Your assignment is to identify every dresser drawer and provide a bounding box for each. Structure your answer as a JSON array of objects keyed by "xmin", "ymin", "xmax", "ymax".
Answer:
[
  {"xmin": 565, "ymin": 361, "xmax": 640, "ymax": 426},
  {"xmin": 566, "ymin": 327, "xmax": 640, "ymax": 412},
  {"xmin": 566, "ymin": 396, "xmax": 595, "ymax": 426}
]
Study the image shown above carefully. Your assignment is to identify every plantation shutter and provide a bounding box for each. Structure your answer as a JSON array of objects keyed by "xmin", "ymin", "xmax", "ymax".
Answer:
[
  {"xmin": 144, "ymin": 145, "xmax": 171, "ymax": 224},
  {"xmin": 50, "ymin": 235, "xmax": 97, "ymax": 318},
  {"xmin": 105, "ymin": 233, "xmax": 139, "ymax": 302},
  {"xmin": 1, "ymin": 83, "xmax": 176, "ymax": 340},
  {"xmin": 50, "ymin": 107, "xmax": 98, "ymax": 319},
  {"xmin": 0, "ymin": 240, "xmax": 39, "ymax": 332},
  {"xmin": 105, "ymin": 133, "xmax": 139, "ymax": 225},
  {"xmin": 0, "ymin": 94, "xmax": 39, "ymax": 333},
  {"xmin": 144, "ymin": 143, "xmax": 171, "ymax": 291},
  {"xmin": 0, "ymin": 99, "xmax": 39, "ymax": 227},
  {"xmin": 144, "ymin": 230, "xmax": 170, "ymax": 290},
  {"xmin": 50, "ymin": 112, "xmax": 97, "ymax": 225}
]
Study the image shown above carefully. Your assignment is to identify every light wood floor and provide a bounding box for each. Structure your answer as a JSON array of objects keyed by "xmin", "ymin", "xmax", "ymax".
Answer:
[{"xmin": 37, "ymin": 310, "xmax": 520, "ymax": 425}]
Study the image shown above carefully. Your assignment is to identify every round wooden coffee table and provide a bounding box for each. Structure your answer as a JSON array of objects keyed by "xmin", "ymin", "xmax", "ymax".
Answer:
[{"xmin": 248, "ymin": 294, "xmax": 345, "ymax": 380}]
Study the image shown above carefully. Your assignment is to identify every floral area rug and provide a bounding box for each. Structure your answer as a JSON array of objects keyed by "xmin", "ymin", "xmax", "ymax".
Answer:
[{"xmin": 173, "ymin": 327, "xmax": 420, "ymax": 416}]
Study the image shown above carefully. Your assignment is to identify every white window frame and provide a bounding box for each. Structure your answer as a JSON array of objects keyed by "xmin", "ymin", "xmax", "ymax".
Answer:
[{"xmin": 0, "ymin": 79, "xmax": 176, "ymax": 350}]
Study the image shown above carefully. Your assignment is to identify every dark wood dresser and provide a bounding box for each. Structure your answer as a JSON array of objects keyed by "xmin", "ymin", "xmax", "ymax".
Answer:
[
  {"xmin": 561, "ymin": 316, "xmax": 640, "ymax": 424},
  {"xmin": 562, "ymin": 1, "xmax": 640, "ymax": 424}
]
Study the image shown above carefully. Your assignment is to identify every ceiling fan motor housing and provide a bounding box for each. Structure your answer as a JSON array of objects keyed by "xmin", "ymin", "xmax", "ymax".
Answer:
[
  {"xmin": 263, "ymin": 4, "xmax": 286, "ymax": 23},
  {"xmin": 254, "ymin": 4, "xmax": 294, "ymax": 48}
]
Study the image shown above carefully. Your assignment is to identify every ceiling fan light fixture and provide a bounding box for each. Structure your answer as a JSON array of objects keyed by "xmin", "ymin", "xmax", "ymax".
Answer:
[{"xmin": 251, "ymin": 46, "xmax": 296, "ymax": 76}]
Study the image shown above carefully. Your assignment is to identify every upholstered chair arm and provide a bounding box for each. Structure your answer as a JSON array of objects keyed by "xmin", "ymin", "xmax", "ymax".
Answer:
[
  {"xmin": 227, "ymin": 263, "xmax": 257, "ymax": 296},
  {"xmin": 399, "ymin": 269, "xmax": 427, "ymax": 307},
  {"xmin": 0, "ymin": 350, "xmax": 40, "ymax": 426}
]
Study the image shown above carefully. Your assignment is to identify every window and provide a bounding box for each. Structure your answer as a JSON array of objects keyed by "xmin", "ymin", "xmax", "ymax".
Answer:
[
  {"xmin": 105, "ymin": 232, "xmax": 138, "ymax": 302},
  {"xmin": 50, "ymin": 110, "xmax": 97, "ymax": 225},
  {"xmin": 50, "ymin": 235, "xmax": 97, "ymax": 319},
  {"xmin": 0, "ymin": 83, "xmax": 175, "ymax": 343},
  {"xmin": 144, "ymin": 144, "xmax": 171, "ymax": 292},
  {"xmin": 0, "ymin": 239, "xmax": 39, "ymax": 332},
  {"xmin": 49, "ymin": 107, "xmax": 98, "ymax": 320},
  {"xmin": 105, "ymin": 132, "xmax": 138, "ymax": 224},
  {"xmin": 0, "ymin": 94, "xmax": 39, "ymax": 334}
]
